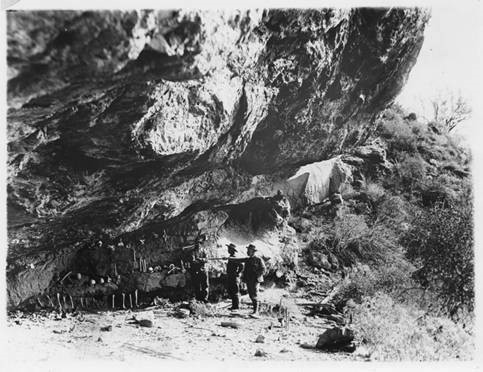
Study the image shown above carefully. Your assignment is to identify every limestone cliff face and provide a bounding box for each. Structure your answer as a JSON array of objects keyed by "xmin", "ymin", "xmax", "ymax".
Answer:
[{"xmin": 7, "ymin": 8, "xmax": 428, "ymax": 308}]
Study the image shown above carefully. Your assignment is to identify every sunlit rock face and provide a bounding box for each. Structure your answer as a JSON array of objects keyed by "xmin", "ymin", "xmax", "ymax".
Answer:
[{"xmin": 7, "ymin": 8, "xmax": 428, "ymax": 308}]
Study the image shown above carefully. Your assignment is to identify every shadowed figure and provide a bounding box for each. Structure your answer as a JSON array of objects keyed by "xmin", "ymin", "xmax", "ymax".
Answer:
[
  {"xmin": 243, "ymin": 244, "xmax": 266, "ymax": 316},
  {"xmin": 225, "ymin": 243, "xmax": 244, "ymax": 310}
]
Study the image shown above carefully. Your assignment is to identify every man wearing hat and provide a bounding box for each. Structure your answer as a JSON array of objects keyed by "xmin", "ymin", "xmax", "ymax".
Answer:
[
  {"xmin": 243, "ymin": 244, "xmax": 266, "ymax": 316},
  {"xmin": 185, "ymin": 240, "xmax": 209, "ymax": 302},
  {"xmin": 226, "ymin": 243, "xmax": 244, "ymax": 310}
]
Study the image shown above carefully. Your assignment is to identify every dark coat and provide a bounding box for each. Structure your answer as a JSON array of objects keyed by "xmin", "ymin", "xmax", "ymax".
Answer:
[
  {"xmin": 227, "ymin": 259, "xmax": 244, "ymax": 279},
  {"xmin": 243, "ymin": 255, "xmax": 266, "ymax": 283}
]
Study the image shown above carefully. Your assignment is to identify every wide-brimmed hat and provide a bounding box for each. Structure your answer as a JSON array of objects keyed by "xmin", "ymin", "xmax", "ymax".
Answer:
[
  {"xmin": 246, "ymin": 244, "xmax": 257, "ymax": 251},
  {"xmin": 226, "ymin": 243, "xmax": 237, "ymax": 252}
]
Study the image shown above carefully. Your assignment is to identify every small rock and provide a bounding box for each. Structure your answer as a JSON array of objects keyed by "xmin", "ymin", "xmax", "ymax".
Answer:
[
  {"xmin": 255, "ymin": 335, "xmax": 265, "ymax": 343},
  {"xmin": 97, "ymin": 337, "xmax": 103, "ymax": 342},
  {"xmin": 220, "ymin": 321, "xmax": 241, "ymax": 329},
  {"xmin": 100, "ymin": 325, "xmax": 112, "ymax": 332},
  {"xmin": 175, "ymin": 309, "xmax": 190, "ymax": 318},
  {"xmin": 137, "ymin": 319, "xmax": 153, "ymax": 328},
  {"xmin": 280, "ymin": 348, "xmax": 290, "ymax": 353},
  {"xmin": 300, "ymin": 343, "xmax": 314, "ymax": 349},
  {"xmin": 254, "ymin": 349, "xmax": 267, "ymax": 357}
]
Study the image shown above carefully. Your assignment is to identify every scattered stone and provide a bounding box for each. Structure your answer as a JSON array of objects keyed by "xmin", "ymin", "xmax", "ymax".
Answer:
[
  {"xmin": 300, "ymin": 342, "xmax": 314, "ymax": 349},
  {"xmin": 315, "ymin": 326, "xmax": 354, "ymax": 350},
  {"xmin": 100, "ymin": 325, "xmax": 112, "ymax": 332},
  {"xmin": 280, "ymin": 348, "xmax": 290, "ymax": 353},
  {"xmin": 97, "ymin": 337, "xmax": 103, "ymax": 342},
  {"xmin": 255, "ymin": 335, "xmax": 265, "ymax": 343},
  {"xmin": 137, "ymin": 319, "xmax": 153, "ymax": 328},
  {"xmin": 175, "ymin": 309, "xmax": 190, "ymax": 318},
  {"xmin": 220, "ymin": 321, "xmax": 241, "ymax": 329},
  {"xmin": 254, "ymin": 349, "xmax": 267, "ymax": 357}
]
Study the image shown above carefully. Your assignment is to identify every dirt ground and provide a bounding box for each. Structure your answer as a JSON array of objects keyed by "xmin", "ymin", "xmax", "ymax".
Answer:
[{"xmin": 5, "ymin": 291, "xmax": 359, "ymax": 363}]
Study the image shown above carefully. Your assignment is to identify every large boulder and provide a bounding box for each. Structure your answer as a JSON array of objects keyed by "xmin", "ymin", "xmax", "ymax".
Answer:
[
  {"xmin": 315, "ymin": 327, "xmax": 355, "ymax": 350},
  {"xmin": 7, "ymin": 9, "xmax": 429, "ymax": 308}
]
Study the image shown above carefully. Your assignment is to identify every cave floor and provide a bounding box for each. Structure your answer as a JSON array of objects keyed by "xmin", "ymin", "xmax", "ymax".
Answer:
[{"xmin": 5, "ymin": 295, "xmax": 357, "ymax": 362}]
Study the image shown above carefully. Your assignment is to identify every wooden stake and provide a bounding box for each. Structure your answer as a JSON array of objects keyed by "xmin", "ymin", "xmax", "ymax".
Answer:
[
  {"xmin": 129, "ymin": 293, "xmax": 133, "ymax": 308},
  {"xmin": 46, "ymin": 295, "xmax": 54, "ymax": 307},
  {"xmin": 57, "ymin": 293, "xmax": 62, "ymax": 309},
  {"xmin": 80, "ymin": 297, "xmax": 84, "ymax": 308},
  {"xmin": 134, "ymin": 289, "xmax": 138, "ymax": 307},
  {"xmin": 111, "ymin": 294, "xmax": 115, "ymax": 309},
  {"xmin": 122, "ymin": 293, "xmax": 126, "ymax": 309},
  {"xmin": 69, "ymin": 295, "xmax": 74, "ymax": 309}
]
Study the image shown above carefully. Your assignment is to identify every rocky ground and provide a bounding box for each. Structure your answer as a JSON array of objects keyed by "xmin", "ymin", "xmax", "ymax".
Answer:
[{"xmin": 5, "ymin": 288, "xmax": 363, "ymax": 362}]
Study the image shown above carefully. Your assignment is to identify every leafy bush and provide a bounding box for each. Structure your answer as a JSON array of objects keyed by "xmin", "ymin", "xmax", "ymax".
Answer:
[
  {"xmin": 392, "ymin": 154, "xmax": 427, "ymax": 192},
  {"xmin": 403, "ymin": 199, "xmax": 474, "ymax": 316},
  {"xmin": 348, "ymin": 292, "xmax": 474, "ymax": 361}
]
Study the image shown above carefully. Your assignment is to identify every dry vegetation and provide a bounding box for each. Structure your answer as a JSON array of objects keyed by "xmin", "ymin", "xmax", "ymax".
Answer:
[{"xmin": 295, "ymin": 103, "xmax": 473, "ymax": 360}]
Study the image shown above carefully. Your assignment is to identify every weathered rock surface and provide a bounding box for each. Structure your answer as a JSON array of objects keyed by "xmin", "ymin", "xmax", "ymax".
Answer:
[
  {"xmin": 7, "ymin": 8, "xmax": 428, "ymax": 308},
  {"xmin": 315, "ymin": 326, "xmax": 355, "ymax": 350}
]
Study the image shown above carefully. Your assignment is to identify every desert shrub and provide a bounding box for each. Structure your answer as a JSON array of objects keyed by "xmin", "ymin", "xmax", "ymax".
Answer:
[
  {"xmin": 392, "ymin": 154, "xmax": 427, "ymax": 192},
  {"xmin": 317, "ymin": 212, "xmax": 405, "ymax": 267},
  {"xmin": 337, "ymin": 262, "xmax": 414, "ymax": 304},
  {"xmin": 380, "ymin": 116, "xmax": 419, "ymax": 154},
  {"xmin": 187, "ymin": 300, "xmax": 221, "ymax": 317},
  {"xmin": 420, "ymin": 175, "xmax": 458, "ymax": 207},
  {"xmin": 375, "ymin": 195, "xmax": 412, "ymax": 232},
  {"xmin": 403, "ymin": 199, "xmax": 474, "ymax": 316},
  {"xmin": 359, "ymin": 180, "xmax": 386, "ymax": 206},
  {"xmin": 410, "ymin": 120, "xmax": 428, "ymax": 136},
  {"xmin": 348, "ymin": 292, "xmax": 474, "ymax": 361}
]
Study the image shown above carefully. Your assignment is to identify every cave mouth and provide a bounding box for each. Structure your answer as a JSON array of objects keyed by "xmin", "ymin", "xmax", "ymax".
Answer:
[
  {"xmin": 9, "ymin": 191, "xmax": 296, "ymax": 312},
  {"xmin": 6, "ymin": 8, "xmax": 429, "ymax": 315}
]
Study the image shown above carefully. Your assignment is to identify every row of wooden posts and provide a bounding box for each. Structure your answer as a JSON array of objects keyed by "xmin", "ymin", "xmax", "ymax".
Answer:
[{"xmin": 43, "ymin": 290, "xmax": 140, "ymax": 311}]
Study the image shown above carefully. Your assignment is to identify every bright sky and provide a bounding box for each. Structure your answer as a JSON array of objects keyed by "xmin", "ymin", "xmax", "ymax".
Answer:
[{"xmin": 396, "ymin": 2, "xmax": 483, "ymax": 142}]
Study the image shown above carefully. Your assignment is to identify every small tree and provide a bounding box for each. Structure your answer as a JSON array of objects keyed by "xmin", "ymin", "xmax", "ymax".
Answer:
[{"xmin": 429, "ymin": 91, "xmax": 472, "ymax": 133}]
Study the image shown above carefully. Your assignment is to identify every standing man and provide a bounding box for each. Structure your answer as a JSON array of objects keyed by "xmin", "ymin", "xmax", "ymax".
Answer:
[
  {"xmin": 243, "ymin": 244, "xmax": 266, "ymax": 317},
  {"xmin": 185, "ymin": 241, "xmax": 209, "ymax": 302},
  {"xmin": 226, "ymin": 243, "xmax": 244, "ymax": 311}
]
